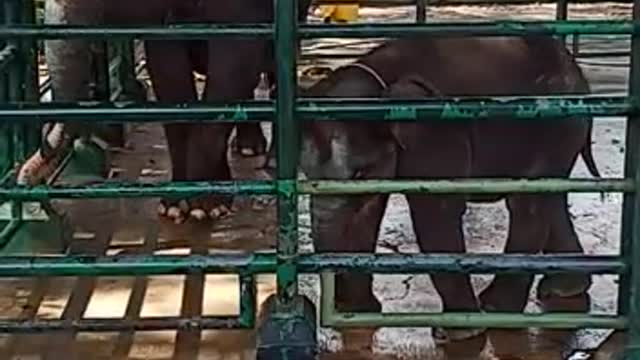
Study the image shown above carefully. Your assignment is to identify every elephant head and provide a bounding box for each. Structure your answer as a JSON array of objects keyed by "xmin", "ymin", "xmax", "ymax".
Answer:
[
  {"xmin": 299, "ymin": 69, "xmax": 433, "ymax": 313},
  {"xmin": 300, "ymin": 71, "xmax": 440, "ymax": 251}
]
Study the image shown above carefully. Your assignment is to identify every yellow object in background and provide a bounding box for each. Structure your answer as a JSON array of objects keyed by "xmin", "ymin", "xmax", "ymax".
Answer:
[{"xmin": 318, "ymin": 2, "xmax": 359, "ymax": 23}]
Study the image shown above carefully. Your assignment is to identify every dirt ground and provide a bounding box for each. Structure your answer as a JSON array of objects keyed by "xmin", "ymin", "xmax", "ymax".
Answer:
[{"xmin": 0, "ymin": 2, "xmax": 634, "ymax": 359}]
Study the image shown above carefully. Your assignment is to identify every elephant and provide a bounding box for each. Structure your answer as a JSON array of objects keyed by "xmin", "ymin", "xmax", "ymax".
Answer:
[
  {"xmin": 299, "ymin": 35, "xmax": 600, "ymax": 343},
  {"xmin": 44, "ymin": 0, "xmax": 312, "ymax": 222}
]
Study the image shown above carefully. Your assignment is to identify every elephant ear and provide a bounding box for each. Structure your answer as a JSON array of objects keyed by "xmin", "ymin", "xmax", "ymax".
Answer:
[{"xmin": 384, "ymin": 74, "xmax": 443, "ymax": 150}]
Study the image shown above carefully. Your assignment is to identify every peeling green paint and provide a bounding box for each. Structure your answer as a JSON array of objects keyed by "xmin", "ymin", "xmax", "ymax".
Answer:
[{"xmin": 385, "ymin": 105, "xmax": 417, "ymax": 120}]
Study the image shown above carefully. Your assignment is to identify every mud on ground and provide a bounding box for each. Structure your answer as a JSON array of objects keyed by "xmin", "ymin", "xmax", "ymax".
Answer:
[{"xmin": 0, "ymin": 3, "xmax": 633, "ymax": 359}]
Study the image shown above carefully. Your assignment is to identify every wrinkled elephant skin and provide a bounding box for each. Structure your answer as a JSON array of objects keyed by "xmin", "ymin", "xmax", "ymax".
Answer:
[
  {"xmin": 300, "ymin": 36, "xmax": 599, "ymax": 343},
  {"xmin": 45, "ymin": 0, "xmax": 312, "ymax": 223}
]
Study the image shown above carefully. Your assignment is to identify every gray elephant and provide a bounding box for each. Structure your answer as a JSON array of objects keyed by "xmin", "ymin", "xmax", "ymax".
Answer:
[
  {"xmin": 299, "ymin": 36, "xmax": 599, "ymax": 343},
  {"xmin": 44, "ymin": 0, "xmax": 312, "ymax": 222}
]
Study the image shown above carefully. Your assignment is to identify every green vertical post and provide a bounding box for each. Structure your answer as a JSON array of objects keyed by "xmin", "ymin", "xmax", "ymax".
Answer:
[
  {"xmin": 622, "ymin": 0, "xmax": 640, "ymax": 356},
  {"xmin": 275, "ymin": 0, "xmax": 299, "ymax": 310},
  {"xmin": 5, "ymin": 0, "xmax": 25, "ymax": 164},
  {"xmin": 555, "ymin": 0, "xmax": 568, "ymax": 46},
  {"xmin": 5, "ymin": 0, "xmax": 22, "ymax": 103},
  {"xmin": 21, "ymin": 0, "xmax": 37, "ymax": 103},
  {"xmin": 416, "ymin": 0, "xmax": 427, "ymax": 23},
  {"xmin": 3, "ymin": 0, "xmax": 23, "ymax": 248},
  {"xmin": 256, "ymin": 0, "xmax": 317, "ymax": 358},
  {"xmin": 21, "ymin": 0, "xmax": 39, "ymax": 152},
  {"xmin": 0, "ymin": 3, "xmax": 10, "ymax": 175},
  {"xmin": 0, "ymin": 4, "xmax": 6, "ymax": 103}
]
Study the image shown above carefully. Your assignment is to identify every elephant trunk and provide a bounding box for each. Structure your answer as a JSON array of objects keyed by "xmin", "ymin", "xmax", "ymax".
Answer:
[
  {"xmin": 17, "ymin": 123, "xmax": 72, "ymax": 185},
  {"xmin": 310, "ymin": 195, "xmax": 350, "ymax": 253},
  {"xmin": 18, "ymin": 0, "xmax": 104, "ymax": 185}
]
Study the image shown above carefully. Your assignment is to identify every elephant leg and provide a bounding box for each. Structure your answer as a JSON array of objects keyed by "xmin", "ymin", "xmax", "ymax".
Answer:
[
  {"xmin": 233, "ymin": 123, "xmax": 267, "ymax": 157},
  {"xmin": 314, "ymin": 195, "xmax": 388, "ymax": 313},
  {"xmin": 230, "ymin": 39, "xmax": 269, "ymax": 159},
  {"xmin": 479, "ymin": 194, "xmax": 552, "ymax": 313},
  {"xmin": 312, "ymin": 194, "xmax": 388, "ymax": 352},
  {"xmin": 144, "ymin": 40, "xmax": 197, "ymax": 222},
  {"xmin": 181, "ymin": 38, "xmax": 267, "ymax": 220},
  {"xmin": 537, "ymin": 194, "xmax": 592, "ymax": 305},
  {"xmin": 44, "ymin": 0, "xmax": 97, "ymax": 142},
  {"xmin": 406, "ymin": 194, "xmax": 484, "ymax": 343}
]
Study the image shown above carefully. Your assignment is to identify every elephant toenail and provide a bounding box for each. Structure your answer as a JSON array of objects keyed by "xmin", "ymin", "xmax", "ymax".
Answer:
[
  {"xmin": 190, "ymin": 209, "xmax": 207, "ymax": 220},
  {"xmin": 157, "ymin": 203, "xmax": 167, "ymax": 215},
  {"xmin": 240, "ymin": 147, "xmax": 256, "ymax": 156},
  {"xmin": 167, "ymin": 206, "xmax": 182, "ymax": 219},
  {"xmin": 178, "ymin": 200, "xmax": 190, "ymax": 213}
]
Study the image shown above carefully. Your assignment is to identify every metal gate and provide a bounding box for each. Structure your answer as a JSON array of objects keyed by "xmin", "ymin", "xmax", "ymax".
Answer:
[{"xmin": 0, "ymin": 0, "xmax": 638, "ymax": 358}]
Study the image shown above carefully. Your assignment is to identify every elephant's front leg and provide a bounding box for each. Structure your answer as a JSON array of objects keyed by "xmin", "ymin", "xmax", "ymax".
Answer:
[
  {"xmin": 232, "ymin": 70, "xmax": 268, "ymax": 157},
  {"xmin": 311, "ymin": 194, "xmax": 388, "ymax": 352},
  {"xmin": 233, "ymin": 123, "xmax": 267, "ymax": 157},
  {"xmin": 145, "ymin": 40, "xmax": 197, "ymax": 222},
  {"xmin": 479, "ymin": 194, "xmax": 552, "ymax": 313},
  {"xmin": 44, "ymin": 0, "xmax": 100, "ymax": 144},
  {"xmin": 406, "ymin": 194, "xmax": 484, "ymax": 343},
  {"xmin": 177, "ymin": 38, "xmax": 269, "ymax": 220}
]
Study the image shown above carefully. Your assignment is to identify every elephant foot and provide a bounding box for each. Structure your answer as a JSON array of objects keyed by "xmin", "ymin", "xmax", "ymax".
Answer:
[
  {"xmin": 479, "ymin": 282, "xmax": 528, "ymax": 313},
  {"xmin": 537, "ymin": 291, "xmax": 591, "ymax": 313},
  {"xmin": 232, "ymin": 125, "xmax": 267, "ymax": 158},
  {"xmin": 536, "ymin": 274, "xmax": 592, "ymax": 313},
  {"xmin": 335, "ymin": 294, "xmax": 382, "ymax": 314},
  {"xmin": 257, "ymin": 146, "xmax": 276, "ymax": 178},
  {"xmin": 157, "ymin": 196, "xmax": 234, "ymax": 223},
  {"xmin": 340, "ymin": 328, "xmax": 377, "ymax": 353},
  {"xmin": 433, "ymin": 327, "xmax": 486, "ymax": 345},
  {"xmin": 537, "ymin": 273, "xmax": 592, "ymax": 299},
  {"xmin": 157, "ymin": 199, "xmax": 190, "ymax": 224}
]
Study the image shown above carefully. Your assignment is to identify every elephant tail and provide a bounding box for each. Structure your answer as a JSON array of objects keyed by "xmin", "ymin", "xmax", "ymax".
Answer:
[{"xmin": 581, "ymin": 122, "xmax": 601, "ymax": 178}]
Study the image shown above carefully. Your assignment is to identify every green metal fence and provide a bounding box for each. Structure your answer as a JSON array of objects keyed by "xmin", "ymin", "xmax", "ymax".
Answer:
[{"xmin": 0, "ymin": 0, "xmax": 640, "ymax": 358}]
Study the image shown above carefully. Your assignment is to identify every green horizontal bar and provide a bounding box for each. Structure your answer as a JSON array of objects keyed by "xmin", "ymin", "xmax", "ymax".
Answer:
[
  {"xmin": 0, "ymin": 253, "xmax": 622, "ymax": 277},
  {"xmin": 0, "ymin": 100, "xmax": 271, "ymax": 123},
  {"xmin": 0, "ymin": 96, "xmax": 634, "ymax": 123},
  {"xmin": 320, "ymin": 272, "xmax": 625, "ymax": 330},
  {"xmin": 324, "ymin": 311, "xmax": 627, "ymax": 329},
  {"xmin": 0, "ymin": 21, "xmax": 638, "ymax": 40},
  {"xmin": 304, "ymin": 253, "xmax": 625, "ymax": 274},
  {"xmin": 0, "ymin": 24, "xmax": 273, "ymax": 40},
  {"xmin": 0, "ymin": 253, "xmax": 275, "ymax": 277},
  {"xmin": 299, "ymin": 96, "xmax": 636, "ymax": 122},
  {"xmin": 0, "ymin": 181, "xmax": 276, "ymax": 201},
  {"xmin": 300, "ymin": 178, "xmax": 634, "ymax": 194},
  {"xmin": 0, "ymin": 178, "xmax": 630, "ymax": 201},
  {"xmin": 0, "ymin": 316, "xmax": 247, "ymax": 333},
  {"xmin": 299, "ymin": 21, "xmax": 640, "ymax": 38}
]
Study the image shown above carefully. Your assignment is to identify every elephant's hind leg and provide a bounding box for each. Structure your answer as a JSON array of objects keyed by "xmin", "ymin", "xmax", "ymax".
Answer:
[
  {"xmin": 233, "ymin": 123, "xmax": 267, "ymax": 157},
  {"xmin": 479, "ymin": 194, "xmax": 552, "ymax": 313},
  {"xmin": 536, "ymin": 193, "xmax": 592, "ymax": 311},
  {"xmin": 406, "ymin": 194, "xmax": 484, "ymax": 344}
]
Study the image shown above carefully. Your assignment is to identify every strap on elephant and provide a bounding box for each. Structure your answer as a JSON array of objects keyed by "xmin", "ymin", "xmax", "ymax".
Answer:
[
  {"xmin": 346, "ymin": 62, "xmax": 389, "ymax": 90},
  {"xmin": 344, "ymin": 62, "xmax": 444, "ymax": 97}
]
